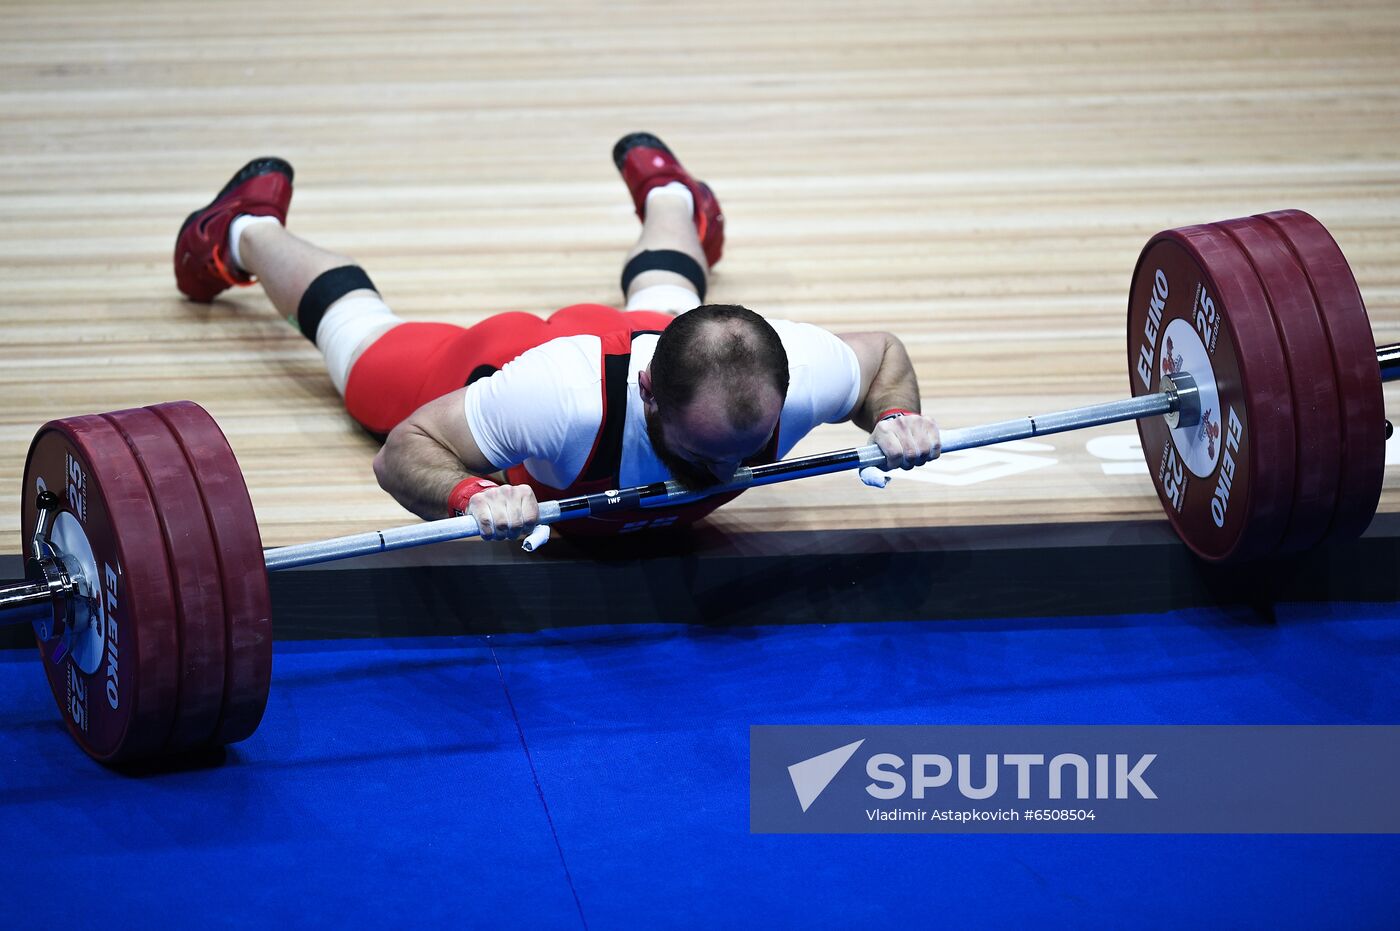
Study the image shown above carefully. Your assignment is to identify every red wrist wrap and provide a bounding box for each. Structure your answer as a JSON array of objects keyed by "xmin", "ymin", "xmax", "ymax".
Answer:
[
  {"xmin": 877, "ymin": 408, "xmax": 918, "ymax": 422},
  {"xmin": 447, "ymin": 476, "xmax": 499, "ymax": 517}
]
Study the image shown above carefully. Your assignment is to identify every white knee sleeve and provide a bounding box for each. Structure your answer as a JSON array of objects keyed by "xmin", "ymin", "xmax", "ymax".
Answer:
[
  {"xmin": 624, "ymin": 283, "xmax": 702, "ymax": 314},
  {"xmin": 315, "ymin": 294, "xmax": 402, "ymax": 395}
]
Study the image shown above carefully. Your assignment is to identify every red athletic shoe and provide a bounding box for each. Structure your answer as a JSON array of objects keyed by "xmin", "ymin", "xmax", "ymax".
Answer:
[
  {"xmin": 612, "ymin": 133, "xmax": 724, "ymax": 267},
  {"xmin": 174, "ymin": 157, "xmax": 294, "ymax": 302}
]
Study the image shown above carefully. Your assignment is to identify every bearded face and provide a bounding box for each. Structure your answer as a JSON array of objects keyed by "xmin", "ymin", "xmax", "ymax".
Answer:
[{"xmin": 646, "ymin": 407, "xmax": 729, "ymax": 490}]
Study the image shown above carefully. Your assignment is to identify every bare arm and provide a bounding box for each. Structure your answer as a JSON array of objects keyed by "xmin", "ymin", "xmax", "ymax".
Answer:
[
  {"xmin": 372, "ymin": 389, "xmax": 512, "ymax": 521},
  {"xmin": 838, "ymin": 331, "xmax": 921, "ymax": 430},
  {"xmin": 373, "ymin": 389, "xmax": 539, "ymax": 539},
  {"xmin": 837, "ymin": 330, "xmax": 939, "ymax": 470}
]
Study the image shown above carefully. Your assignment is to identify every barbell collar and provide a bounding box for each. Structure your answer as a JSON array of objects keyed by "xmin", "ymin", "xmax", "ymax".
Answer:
[
  {"xmin": 0, "ymin": 554, "xmax": 77, "ymax": 631},
  {"xmin": 29, "ymin": 490, "xmax": 60, "ymax": 563},
  {"xmin": 1161, "ymin": 372, "xmax": 1201, "ymax": 431},
  {"xmin": 0, "ymin": 491, "xmax": 78, "ymax": 632}
]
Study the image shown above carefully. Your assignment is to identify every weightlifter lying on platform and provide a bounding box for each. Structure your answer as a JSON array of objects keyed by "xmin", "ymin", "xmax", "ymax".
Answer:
[{"xmin": 173, "ymin": 135, "xmax": 940, "ymax": 542}]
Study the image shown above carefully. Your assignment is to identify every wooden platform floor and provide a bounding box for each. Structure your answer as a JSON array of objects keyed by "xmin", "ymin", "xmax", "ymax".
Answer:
[{"xmin": 1, "ymin": 0, "xmax": 1398, "ymax": 549}]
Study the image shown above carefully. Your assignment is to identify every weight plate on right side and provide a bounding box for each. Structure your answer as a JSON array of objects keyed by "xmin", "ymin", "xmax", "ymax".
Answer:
[
  {"xmin": 1215, "ymin": 215, "xmax": 1341, "ymax": 554},
  {"xmin": 1127, "ymin": 224, "xmax": 1295, "ymax": 562},
  {"xmin": 1259, "ymin": 209, "xmax": 1385, "ymax": 543}
]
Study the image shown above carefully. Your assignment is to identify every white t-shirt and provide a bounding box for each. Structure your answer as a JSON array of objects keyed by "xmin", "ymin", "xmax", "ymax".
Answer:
[{"xmin": 464, "ymin": 318, "xmax": 863, "ymax": 489}]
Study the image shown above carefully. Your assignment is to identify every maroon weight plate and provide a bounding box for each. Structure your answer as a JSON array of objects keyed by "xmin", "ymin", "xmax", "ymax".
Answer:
[
  {"xmin": 103, "ymin": 407, "xmax": 227, "ymax": 753},
  {"xmin": 21, "ymin": 415, "xmax": 180, "ymax": 762},
  {"xmin": 150, "ymin": 402, "xmax": 272, "ymax": 747},
  {"xmin": 1215, "ymin": 217, "xmax": 1341, "ymax": 554},
  {"xmin": 1127, "ymin": 224, "xmax": 1296, "ymax": 562},
  {"xmin": 1258, "ymin": 209, "xmax": 1385, "ymax": 542}
]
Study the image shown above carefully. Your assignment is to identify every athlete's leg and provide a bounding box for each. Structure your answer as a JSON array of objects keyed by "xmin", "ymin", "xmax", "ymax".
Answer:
[
  {"xmin": 622, "ymin": 188, "xmax": 708, "ymax": 312},
  {"xmin": 174, "ymin": 159, "xmax": 408, "ymax": 402},
  {"xmin": 612, "ymin": 133, "xmax": 723, "ymax": 314},
  {"xmin": 235, "ymin": 222, "xmax": 402, "ymax": 396},
  {"xmin": 342, "ymin": 312, "xmax": 552, "ymax": 436},
  {"xmin": 214, "ymin": 190, "xmax": 544, "ymax": 436},
  {"xmin": 236, "ymin": 223, "xmax": 365, "ymax": 329}
]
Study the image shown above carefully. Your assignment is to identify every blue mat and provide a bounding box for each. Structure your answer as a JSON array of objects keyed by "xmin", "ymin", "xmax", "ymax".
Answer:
[{"xmin": 2, "ymin": 602, "xmax": 1398, "ymax": 927}]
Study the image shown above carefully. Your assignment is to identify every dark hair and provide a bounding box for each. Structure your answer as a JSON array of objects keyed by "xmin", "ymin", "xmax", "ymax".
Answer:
[{"xmin": 650, "ymin": 304, "xmax": 789, "ymax": 428}]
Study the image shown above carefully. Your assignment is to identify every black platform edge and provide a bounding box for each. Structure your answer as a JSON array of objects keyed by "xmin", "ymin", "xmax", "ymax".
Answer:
[{"xmin": 5, "ymin": 513, "xmax": 1399, "ymax": 648}]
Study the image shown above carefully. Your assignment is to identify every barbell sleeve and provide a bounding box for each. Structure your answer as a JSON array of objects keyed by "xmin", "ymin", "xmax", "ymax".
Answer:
[{"xmin": 0, "ymin": 580, "xmax": 56, "ymax": 628}]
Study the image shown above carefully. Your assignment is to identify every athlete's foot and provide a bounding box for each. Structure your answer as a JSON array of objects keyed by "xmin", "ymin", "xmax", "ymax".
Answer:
[
  {"xmin": 612, "ymin": 133, "xmax": 725, "ymax": 267},
  {"xmin": 174, "ymin": 158, "xmax": 294, "ymax": 302}
]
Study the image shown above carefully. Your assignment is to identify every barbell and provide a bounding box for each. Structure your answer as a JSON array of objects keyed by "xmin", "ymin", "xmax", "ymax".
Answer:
[{"xmin": 0, "ymin": 208, "xmax": 1395, "ymax": 764}]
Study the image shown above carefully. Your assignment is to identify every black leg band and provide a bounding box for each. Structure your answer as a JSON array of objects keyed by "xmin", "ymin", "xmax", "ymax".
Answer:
[
  {"xmin": 621, "ymin": 250, "xmax": 706, "ymax": 303},
  {"xmin": 296, "ymin": 265, "xmax": 378, "ymax": 341}
]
